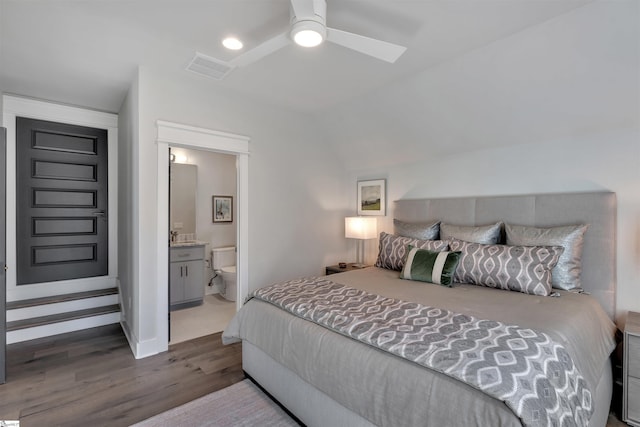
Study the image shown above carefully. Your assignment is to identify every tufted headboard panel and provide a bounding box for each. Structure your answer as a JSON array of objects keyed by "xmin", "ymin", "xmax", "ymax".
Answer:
[{"xmin": 394, "ymin": 192, "xmax": 617, "ymax": 319}]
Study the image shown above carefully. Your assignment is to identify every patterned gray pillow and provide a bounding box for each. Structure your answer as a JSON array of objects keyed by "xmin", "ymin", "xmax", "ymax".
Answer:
[
  {"xmin": 375, "ymin": 232, "xmax": 449, "ymax": 271},
  {"xmin": 448, "ymin": 238, "xmax": 564, "ymax": 296},
  {"xmin": 393, "ymin": 219, "xmax": 440, "ymax": 240},
  {"xmin": 440, "ymin": 222, "xmax": 503, "ymax": 244},
  {"xmin": 506, "ymin": 224, "xmax": 588, "ymax": 291}
]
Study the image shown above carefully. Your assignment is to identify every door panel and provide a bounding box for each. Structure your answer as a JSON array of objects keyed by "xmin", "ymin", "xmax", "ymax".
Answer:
[
  {"xmin": 169, "ymin": 262, "xmax": 183, "ymax": 306},
  {"xmin": 16, "ymin": 117, "xmax": 108, "ymax": 285},
  {"xmin": 33, "ymin": 160, "xmax": 97, "ymax": 181},
  {"xmin": 183, "ymin": 260, "xmax": 204, "ymax": 301},
  {"xmin": 33, "ymin": 130, "xmax": 98, "ymax": 153},
  {"xmin": 33, "ymin": 217, "xmax": 96, "ymax": 235}
]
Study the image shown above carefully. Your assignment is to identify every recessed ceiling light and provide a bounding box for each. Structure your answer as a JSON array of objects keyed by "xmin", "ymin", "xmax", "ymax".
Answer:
[{"xmin": 222, "ymin": 37, "xmax": 243, "ymax": 50}]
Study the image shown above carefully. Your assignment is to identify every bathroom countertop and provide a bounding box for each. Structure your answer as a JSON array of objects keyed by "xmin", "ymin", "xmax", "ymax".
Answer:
[{"xmin": 170, "ymin": 240, "xmax": 207, "ymax": 248}]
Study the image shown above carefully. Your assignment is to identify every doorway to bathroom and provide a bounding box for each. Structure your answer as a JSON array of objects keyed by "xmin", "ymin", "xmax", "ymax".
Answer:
[
  {"xmin": 168, "ymin": 146, "xmax": 238, "ymax": 344},
  {"xmin": 156, "ymin": 120, "xmax": 249, "ymax": 352}
]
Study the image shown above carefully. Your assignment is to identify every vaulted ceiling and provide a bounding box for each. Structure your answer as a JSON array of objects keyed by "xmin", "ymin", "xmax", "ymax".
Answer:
[{"xmin": 0, "ymin": 0, "xmax": 593, "ymax": 114}]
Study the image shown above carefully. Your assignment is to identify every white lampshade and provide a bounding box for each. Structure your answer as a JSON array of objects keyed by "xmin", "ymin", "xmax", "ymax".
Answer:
[{"xmin": 345, "ymin": 217, "xmax": 377, "ymax": 240}]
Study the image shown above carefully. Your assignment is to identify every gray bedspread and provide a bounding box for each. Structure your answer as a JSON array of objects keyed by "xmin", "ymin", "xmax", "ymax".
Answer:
[{"xmin": 223, "ymin": 267, "xmax": 616, "ymax": 427}]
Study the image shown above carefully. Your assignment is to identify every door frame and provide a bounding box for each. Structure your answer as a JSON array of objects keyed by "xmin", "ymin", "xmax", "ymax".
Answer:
[
  {"xmin": 1, "ymin": 127, "xmax": 6, "ymax": 384},
  {"xmin": 155, "ymin": 120, "xmax": 249, "ymax": 346},
  {"xmin": 2, "ymin": 95, "xmax": 118, "ymax": 301}
]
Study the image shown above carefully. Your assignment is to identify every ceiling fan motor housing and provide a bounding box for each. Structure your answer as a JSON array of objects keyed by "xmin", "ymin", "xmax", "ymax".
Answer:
[{"xmin": 290, "ymin": 0, "xmax": 327, "ymax": 45}]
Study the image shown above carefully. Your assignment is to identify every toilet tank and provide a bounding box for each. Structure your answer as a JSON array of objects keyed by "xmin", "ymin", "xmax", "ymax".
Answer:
[{"xmin": 212, "ymin": 246, "xmax": 236, "ymax": 270}]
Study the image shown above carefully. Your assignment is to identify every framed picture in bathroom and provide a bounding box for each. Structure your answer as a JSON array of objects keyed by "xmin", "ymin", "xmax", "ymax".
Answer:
[{"xmin": 213, "ymin": 196, "xmax": 233, "ymax": 223}]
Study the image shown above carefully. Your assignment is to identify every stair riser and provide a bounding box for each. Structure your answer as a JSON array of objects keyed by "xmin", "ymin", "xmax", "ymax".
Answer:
[
  {"xmin": 7, "ymin": 277, "xmax": 117, "ymax": 302},
  {"xmin": 7, "ymin": 312, "xmax": 122, "ymax": 344},
  {"xmin": 7, "ymin": 294, "xmax": 120, "ymax": 322}
]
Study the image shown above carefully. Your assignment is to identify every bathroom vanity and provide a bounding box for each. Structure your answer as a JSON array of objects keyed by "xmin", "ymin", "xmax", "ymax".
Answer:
[{"xmin": 169, "ymin": 243, "xmax": 205, "ymax": 311}]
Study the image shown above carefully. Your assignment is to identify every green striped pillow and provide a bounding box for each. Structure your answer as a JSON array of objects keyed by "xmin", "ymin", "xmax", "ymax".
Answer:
[{"xmin": 400, "ymin": 245, "xmax": 461, "ymax": 287}]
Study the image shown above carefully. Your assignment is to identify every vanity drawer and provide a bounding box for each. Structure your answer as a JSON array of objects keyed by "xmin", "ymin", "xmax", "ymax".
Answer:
[
  {"xmin": 170, "ymin": 245, "xmax": 204, "ymax": 262},
  {"xmin": 628, "ymin": 376, "xmax": 640, "ymax": 422},
  {"xmin": 629, "ymin": 335, "xmax": 640, "ymax": 378}
]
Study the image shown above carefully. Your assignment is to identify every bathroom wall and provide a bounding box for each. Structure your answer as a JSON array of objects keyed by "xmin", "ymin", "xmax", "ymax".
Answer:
[{"xmin": 170, "ymin": 147, "xmax": 237, "ymax": 295}]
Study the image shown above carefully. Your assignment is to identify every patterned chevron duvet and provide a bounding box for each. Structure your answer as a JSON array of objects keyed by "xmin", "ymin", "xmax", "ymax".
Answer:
[{"xmin": 224, "ymin": 267, "xmax": 616, "ymax": 427}]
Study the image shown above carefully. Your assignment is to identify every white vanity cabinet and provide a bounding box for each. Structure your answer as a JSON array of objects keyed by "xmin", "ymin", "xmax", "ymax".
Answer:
[{"xmin": 169, "ymin": 244, "xmax": 205, "ymax": 311}]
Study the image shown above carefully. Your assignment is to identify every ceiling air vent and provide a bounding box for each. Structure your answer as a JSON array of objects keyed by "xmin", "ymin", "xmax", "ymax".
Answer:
[{"xmin": 185, "ymin": 52, "xmax": 235, "ymax": 80}]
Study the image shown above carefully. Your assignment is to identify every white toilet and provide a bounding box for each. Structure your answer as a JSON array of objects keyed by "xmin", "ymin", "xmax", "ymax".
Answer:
[{"xmin": 212, "ymin": 246, "xmax": 237, "ymax": 301}]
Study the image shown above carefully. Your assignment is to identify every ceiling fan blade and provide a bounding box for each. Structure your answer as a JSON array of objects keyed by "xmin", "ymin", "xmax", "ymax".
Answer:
[
  {"xmin": 229, "ymin": 32, "xmax": 290, "ymax": 68},
  {"xmin": 326, "ymin": 28, "xmax": 406, "ymax": 63},
  {"xmin": 290, "ymin": 0, "xmax": 315, "ymax": 19}
]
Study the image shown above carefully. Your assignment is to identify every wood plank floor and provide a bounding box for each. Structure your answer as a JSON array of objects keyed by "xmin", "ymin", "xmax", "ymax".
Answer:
[{"xmin": 0, "ymin": 324, "xmax": 244, "ymax": 427}]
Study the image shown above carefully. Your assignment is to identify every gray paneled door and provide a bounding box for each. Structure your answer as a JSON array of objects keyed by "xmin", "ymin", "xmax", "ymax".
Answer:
[
  {"xmin": 16, "ymin": 117, "xmax": 108, "ymax": 285},
  {"xmin": 1, "ymin": 127, "xmax": 7, "ymax": 383}
]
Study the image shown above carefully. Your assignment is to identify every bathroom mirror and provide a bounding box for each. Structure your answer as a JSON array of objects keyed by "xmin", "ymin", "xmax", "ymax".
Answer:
[{"xmin": 170, "ymin": 163, "xmax": 197, "ymax": 235}]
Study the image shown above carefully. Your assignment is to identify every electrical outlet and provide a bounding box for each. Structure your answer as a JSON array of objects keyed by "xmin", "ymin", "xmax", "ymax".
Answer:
[{"xmin": 173, "ymin": 222, "xmax": 183, "ymax": 229}]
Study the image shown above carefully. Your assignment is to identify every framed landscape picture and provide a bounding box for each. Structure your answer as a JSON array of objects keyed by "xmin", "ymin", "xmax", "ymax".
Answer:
[
  {"xmin": 212, "ymin": 195, "xmax": 233, "ymax": 223},
  {"xmin": 357, "ymin": 179, "xmax": 386, "ymax": 216}
]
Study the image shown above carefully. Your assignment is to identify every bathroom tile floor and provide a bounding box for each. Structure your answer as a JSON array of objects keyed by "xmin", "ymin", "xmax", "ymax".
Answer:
[{"xmin": 169, "ymin": 294, "xmax": 237, "ymax": 345}]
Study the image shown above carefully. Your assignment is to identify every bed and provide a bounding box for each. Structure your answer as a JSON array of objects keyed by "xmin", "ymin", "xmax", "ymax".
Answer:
[{"xmin": 223, "ymin": 192, "xmax": 617, "ymax": 427}]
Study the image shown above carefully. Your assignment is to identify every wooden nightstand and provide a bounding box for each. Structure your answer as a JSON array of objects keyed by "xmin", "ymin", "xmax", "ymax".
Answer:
[
  {"xmin": 624, "ymin": 311, "xmax": 640, "ymax": 426},
  {"xmin": 325, "ymin": 263, "xmax": 370, "ymax": 276}
]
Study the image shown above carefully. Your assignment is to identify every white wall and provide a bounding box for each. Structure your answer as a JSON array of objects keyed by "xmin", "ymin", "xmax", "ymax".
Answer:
[
  {"xmin": 117, "ymin": 74, "xmax": 139, "ymax": 349},
  {"xmin": 319, "ymin": 1, "xmax": 638, "ymax": 168},
  {"xmin": 130, "ymin": 67, "xmax": 349, "ymax": 356},
  {"xmin": 317, "ymin": 0, "xmax": 640, "ymax": 322}
]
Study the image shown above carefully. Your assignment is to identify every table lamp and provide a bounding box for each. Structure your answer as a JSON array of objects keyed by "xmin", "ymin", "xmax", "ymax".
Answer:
[{"xmin": 345, "ymin": 217, "xmax": 378, "ymax": 268}]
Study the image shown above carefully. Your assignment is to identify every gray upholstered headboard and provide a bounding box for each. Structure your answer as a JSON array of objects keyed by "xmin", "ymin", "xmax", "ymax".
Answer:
[{"xmin": 394, "ymin": 192, "xmax": 617, "ymax": 319}]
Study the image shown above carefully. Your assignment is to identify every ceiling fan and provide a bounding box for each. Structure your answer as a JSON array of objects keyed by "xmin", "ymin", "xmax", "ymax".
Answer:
[{"xmin": 228, "ymin": 0, "xmax": 407, "ymax": 67}]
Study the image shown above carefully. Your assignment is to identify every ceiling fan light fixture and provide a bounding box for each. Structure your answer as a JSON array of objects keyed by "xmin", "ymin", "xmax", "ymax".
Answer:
[{"xmin": 291, "ymin": 20, "xmax": 325, "ymax": 47}]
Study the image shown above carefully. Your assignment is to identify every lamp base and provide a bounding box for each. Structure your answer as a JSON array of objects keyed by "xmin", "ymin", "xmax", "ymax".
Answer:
[{"xmin": 351, "ymin": 263, "xmax": 367, "ymax": 268}]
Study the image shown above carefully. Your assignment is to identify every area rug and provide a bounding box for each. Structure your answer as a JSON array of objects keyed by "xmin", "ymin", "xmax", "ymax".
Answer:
[{"xmin": 131, "ymin": 379, "xmax": 300, "ymax": 427}]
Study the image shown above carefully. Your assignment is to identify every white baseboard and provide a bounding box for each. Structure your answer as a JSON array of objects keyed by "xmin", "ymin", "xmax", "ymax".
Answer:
[{"xmin": 120, "ymin": 320, "xmax": 164, "ymax": 359}]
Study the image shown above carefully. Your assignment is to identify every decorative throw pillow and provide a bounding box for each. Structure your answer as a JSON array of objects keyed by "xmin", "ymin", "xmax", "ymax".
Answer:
[
  {"xmin": 505, "ymin": 224, "xmax": 588, "ymax": 291},
  {"xmin": 448, "ymin": 239, "xmax": 564, "ymax": 296},
  {"xmin": 393, "ymin": 219, "xmax": 440, "ymax": 240},
  {"xmin": 400, "ymin": 246, "xmax": 461, "ymax": 287},
  {"xmin": 440, "ymin": 222, "xmax": 503, "ymax": 244},
  {"xmin": 375, "ymin": 232, "xmax": 449, "ymax": 271}
]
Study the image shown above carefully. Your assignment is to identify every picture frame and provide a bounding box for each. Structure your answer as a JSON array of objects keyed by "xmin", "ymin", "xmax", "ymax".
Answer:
[
  {"xmin": 357, "ymin": 179, "xmax": 386, "ymax": 216},
  {"xmin": 212, "ymin": 195, "xmax": 233, "ymax": 223}
]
